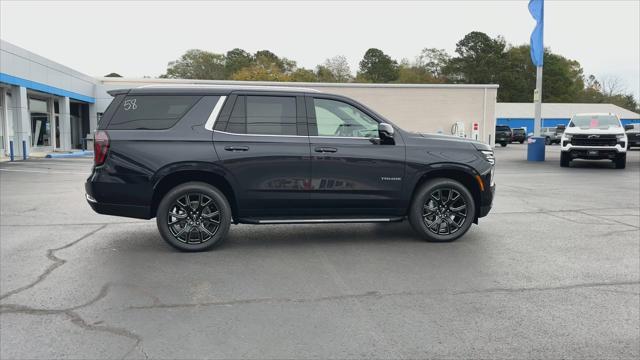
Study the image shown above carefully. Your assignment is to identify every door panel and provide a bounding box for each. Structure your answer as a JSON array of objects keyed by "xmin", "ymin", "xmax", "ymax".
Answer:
[
  {"xmin": 306, "ymin": 96, "xmax": 406, "ymax": 215},
  {"xmin": 213, "ymin": 94, "xmax": 311, "ymax": 217},
  {"xmin": 213, "ymin": 132, "xmax": 310, "ymax": 216}
]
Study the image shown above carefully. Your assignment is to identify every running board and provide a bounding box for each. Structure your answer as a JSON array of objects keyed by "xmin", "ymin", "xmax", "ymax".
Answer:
[{"xmin": 238, "ymin": 217, "xmax": 404, "ymax": 225}]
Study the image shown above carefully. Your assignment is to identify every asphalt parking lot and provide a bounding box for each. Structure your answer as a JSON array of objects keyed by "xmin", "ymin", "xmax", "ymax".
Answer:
[{"xmin": 1, "ymin": 144, "xmax": 638, "ymax": 359}]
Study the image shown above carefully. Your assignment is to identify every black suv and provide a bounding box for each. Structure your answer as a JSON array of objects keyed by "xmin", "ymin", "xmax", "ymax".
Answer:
[
  {"xmin": 86, "ymin": 86, "xmax": 495, "ymax": 251},
  {"xmin": 495, "ymin": 125, "xmax": 512, "ymax": 147}
]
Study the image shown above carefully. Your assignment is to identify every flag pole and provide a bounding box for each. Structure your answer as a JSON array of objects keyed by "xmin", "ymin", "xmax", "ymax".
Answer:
[{"xmin": 534, "ymin": 66, "xmax": 542, "ymax": 137}]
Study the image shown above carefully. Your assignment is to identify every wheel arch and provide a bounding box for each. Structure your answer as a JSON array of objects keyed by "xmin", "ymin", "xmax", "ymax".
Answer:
[
  {"xmin": 151, "ymin": 163, "xmax": 239, "ymax": 220},
  {"xmin": 409, "ymin": 165, "xmax": 483, "ymax": 222}
]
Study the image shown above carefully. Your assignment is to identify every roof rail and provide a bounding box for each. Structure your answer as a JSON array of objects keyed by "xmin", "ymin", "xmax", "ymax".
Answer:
[{"xmin": 136, "ymin": 84, "xmax": 321, "ymax": 93}]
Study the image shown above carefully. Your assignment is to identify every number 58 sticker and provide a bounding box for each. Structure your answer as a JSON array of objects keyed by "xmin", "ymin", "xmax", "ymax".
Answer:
[{"xmin": 123, "ymin": 99, "xmax": 137, "ymax": 111}]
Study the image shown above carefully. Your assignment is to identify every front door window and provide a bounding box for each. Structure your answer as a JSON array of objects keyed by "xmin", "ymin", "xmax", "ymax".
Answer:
[{"xmin": 313, "ymin": 98, "xmax": 378, "ymax": 138}]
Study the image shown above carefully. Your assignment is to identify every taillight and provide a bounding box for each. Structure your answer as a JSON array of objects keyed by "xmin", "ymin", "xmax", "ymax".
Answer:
[{"xmin": 94, "ymin": 130, "xmax": 110, "ymax": 166}]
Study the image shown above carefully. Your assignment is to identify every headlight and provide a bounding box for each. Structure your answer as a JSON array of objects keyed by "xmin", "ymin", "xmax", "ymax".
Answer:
[
  {"xmin": 563, "ymin": 134, "xmax": 573, "ymax": 141},
  {"xmin": 616, "ymin": 134, "xmax": 626, "ymax": 141},
  {"xmin": 479, "ymin": 150, "xmax": 495, "ymax": 165}
]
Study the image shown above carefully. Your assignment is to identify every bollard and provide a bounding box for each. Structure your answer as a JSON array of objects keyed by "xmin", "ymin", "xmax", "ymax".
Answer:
[
  {"xmin": 9, "ymin": 140, "xmax": 14, "ymax": 162},
  {"xmin": 22, "ymin": 140, "xmax": 27, "ymax": 160}
]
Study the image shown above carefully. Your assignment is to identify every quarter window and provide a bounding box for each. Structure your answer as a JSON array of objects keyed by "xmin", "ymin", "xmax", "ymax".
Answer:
[
  {"xmin": 313, "ymin": 99, "xmax": 378, "ymax": 138},
  {"xmin": 108, "ymin": 95, "xmax": 201, "ymax": 130}
]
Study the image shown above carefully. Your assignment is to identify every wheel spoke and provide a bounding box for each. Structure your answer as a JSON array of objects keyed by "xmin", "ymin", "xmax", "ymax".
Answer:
[
  {"xmin": 423, "ymin": 187, "xmax": 468, "ymax": 236},
  {"xmin": 169, "ymin": 211, "xmax": 187, "ymax": 219},
  {"xmin": 202, "ymin": 211, "xmax": 219, "ymax": 219},
  {"xmin": 167, "ymin": 192, "xmax": 220, "ymax": 244}
]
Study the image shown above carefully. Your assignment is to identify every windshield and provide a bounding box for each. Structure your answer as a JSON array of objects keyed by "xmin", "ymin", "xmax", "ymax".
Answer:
[
  {"xmin": 496, "ymin": 126, "xmax": 510, "ymax": 131},
  {"xmin": 569, "ymin": 115, "xmax": 620, "ymax": 129}
]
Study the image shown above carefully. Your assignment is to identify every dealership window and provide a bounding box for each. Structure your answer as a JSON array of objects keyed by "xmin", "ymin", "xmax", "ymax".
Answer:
[
  {"xmin": 107, "ymin": 95, "xmax": 201, "ymax": 130},
  {"xmin": 29, "ymin": 97, "xmax": 51, "ymax": 147}
]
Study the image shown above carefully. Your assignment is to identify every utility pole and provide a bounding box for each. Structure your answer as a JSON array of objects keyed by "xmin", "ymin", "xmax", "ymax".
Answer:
[{"xmin": 533, "ymin": 66, "xmax": 542, "ymax": 136}]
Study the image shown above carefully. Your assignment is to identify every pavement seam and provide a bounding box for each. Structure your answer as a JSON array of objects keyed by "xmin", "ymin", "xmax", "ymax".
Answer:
[
  {"xmin": 0, "ymin": 224, "xmax": 108, "ymax": 301},
  {"xmin": 124, "ymin": 280, "xmax": 640, "ymax": 311}
]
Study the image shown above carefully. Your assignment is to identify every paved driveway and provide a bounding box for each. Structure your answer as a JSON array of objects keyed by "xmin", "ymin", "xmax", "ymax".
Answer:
[{"xmin": 1, "ymin": 145, "xmax": 638, "ymax": 359}]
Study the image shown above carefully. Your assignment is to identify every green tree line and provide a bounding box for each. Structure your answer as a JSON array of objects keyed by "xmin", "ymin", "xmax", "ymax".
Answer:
[{"xmin": 159, "ymin": 31, "xmax": 638, "ymax": 112}]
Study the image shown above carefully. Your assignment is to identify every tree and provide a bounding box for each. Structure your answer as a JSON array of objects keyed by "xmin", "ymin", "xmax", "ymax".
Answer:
[
  {"xmin": 289, "ymin": 68, "xmax": 317, "ymax": 82},
  {"xmin": 357, "ymin": 48, "xmax": 399, "ymax": 83},
  {"xmin": 104, "ymin": 72, "xmax": 122, "ymax": 77},
  {"xmin": 230, "ymin": 64, "xmax": 289, "ymax": 81},
  {"xmin": 254, "ymin": 50, "xmax": 296, "ymax": 73},
  {"xmin": 161, "ymin": 49, "xmax": 225, "ymax": 79},
  {"xmin": 395, "ymin": 59, "xmax": 440, "ymax": 84},
  {"xmin": 416, "ymin": 48, "xmax": 451, "ymax": 78},
  {"xmin": 445, "ymin": 31, "xmax": 507, "ymax": 84},
  {"xmin": 319, "ymin": 56, "xmax": 352, "ymax": 82},
  {"xmin": 224, "ymin": 48, "xmax": 254, "ymax": 78}
]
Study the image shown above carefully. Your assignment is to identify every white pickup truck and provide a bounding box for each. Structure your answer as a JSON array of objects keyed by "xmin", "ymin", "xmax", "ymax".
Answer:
[{"xmin": 560, "ymin": 113, "xmax": 628, "ymax": 169}]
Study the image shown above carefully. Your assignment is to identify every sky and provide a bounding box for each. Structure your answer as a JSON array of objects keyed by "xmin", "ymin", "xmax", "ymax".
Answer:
[{"xmin": 1, "ymin": 0, "xmax": 639, "ymax": 100}]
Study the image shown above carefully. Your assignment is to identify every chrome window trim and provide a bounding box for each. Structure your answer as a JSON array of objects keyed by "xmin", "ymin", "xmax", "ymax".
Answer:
[
  {"xmin": 204, "ymin": 96, "xmax": 227, "ymax": 131},
  {"xmin": 311, "ymin": 135, "xmax": 373, "ymax": 140},
  {"xmin": 214, "ymin": 130, "xmax": 306, "ymax": 138}
]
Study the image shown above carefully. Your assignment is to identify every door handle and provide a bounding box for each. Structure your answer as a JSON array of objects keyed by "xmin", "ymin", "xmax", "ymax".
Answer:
[
  {"xmin": 224, "ymin": 145, "xmax": 249, "ymax": 152},
  {"xmin": 314, "ymin": 147, "xmax": 337, "ymax": 153}
]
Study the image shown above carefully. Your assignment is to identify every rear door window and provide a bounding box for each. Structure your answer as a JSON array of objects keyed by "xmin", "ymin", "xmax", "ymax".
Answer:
[
  {"xmin": 107, "ymin": 95, "xmax": 201, "ymax": 130},
  {"xmin": 221, "ymin": 96, "xmax": 297, "ymax": 136}
]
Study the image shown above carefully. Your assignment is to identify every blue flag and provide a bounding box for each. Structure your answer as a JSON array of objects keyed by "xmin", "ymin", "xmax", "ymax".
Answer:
[{"xmin": 528, "ymin": 0, "xmax": 544, "ymax": 66}]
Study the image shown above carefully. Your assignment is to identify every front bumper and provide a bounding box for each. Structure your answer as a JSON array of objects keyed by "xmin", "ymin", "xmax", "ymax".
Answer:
[{"xmin": 561, "ymin": 143, "xmax": 626, "ymax": 159}]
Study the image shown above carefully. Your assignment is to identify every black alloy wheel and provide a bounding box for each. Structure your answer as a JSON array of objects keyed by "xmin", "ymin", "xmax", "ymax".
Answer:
[
  {"xmin": 409, "ymin": 178, "xmax": 476, "ymax": 242},
  {"xmin": 157, "ymin": 182, "xmax": 231, "ymax": 251},
  {"xmin": 422, "ymin": 188, "xmax": 468, "ymax": 236},
  {"xmin": 167, "ymin": 193, "xmax": 221, "ymax": 244}
]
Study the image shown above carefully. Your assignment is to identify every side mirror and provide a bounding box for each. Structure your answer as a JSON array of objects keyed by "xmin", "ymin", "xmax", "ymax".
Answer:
[
  {"xmin": 624, "ymin": 124, "xmax": 634, "ymax": 131},
  {"xmin": 378, "ymin": 123, "xmax": 394, "ymax": 139}
]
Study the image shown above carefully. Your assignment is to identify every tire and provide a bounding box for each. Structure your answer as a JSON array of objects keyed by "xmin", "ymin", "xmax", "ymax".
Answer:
[
  {"xmin": 560, "ymin": 152, "xmax": 571, "ymax": 167},
  {"xmin": 156, "ymin": 182, "xmax": 231, "ymax": 251},
  {"xmin": 614, "ymin": 154, "xmax": 626, "ymax": 169},
  {"xmin": 519, "ymin": 140, "xmax": 525, "ymax": 144},
  {"xmin": 545, "ymin": 137, "xmax": 551, "ymax": 145},
  {"xmin": 408, "ymin": 178, "xmax": 476, "ymax": 242},
  {"xmin": 500, "ymin": 142, "xmax": 507, "ymax": 147}
]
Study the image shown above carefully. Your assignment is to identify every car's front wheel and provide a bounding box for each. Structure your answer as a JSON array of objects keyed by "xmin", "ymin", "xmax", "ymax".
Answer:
[
  {"xmin": 614, "ymin": 154, "xmax": 626, "ymax": 169},
  {"xmin": 156, "ymin": 182, "xmax": 231, "ymax": 251},
  {"xmin": 500, "ymin": 142, "xmax": 507, "ymax": 147},
  {"xmin": 408, "ymin": 178, "xmax": 476, "ymax": 242},
  {"xmin": 560, "ymin": 152, "xmax": 571, "ymax": 167}
]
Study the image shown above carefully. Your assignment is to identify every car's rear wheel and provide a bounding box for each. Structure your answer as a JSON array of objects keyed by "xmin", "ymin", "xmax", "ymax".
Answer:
[
  {"xmin": 500, "ymin": 142, "xmax": 507, "ymax": 147},
  {"xmin": 156, "ymin": 182, "xmax": 231, "ymax": 251},
  {"xmin": 545, "ymin": 137, "xmax": 551, "ymax": 145},
  {"xmin": 614, "ymin": 154, "xmax": 626, "ymax": 169},
  {"xmin": 409, "ymin": 178, "xmax": 476, "ymax": 242},
  {"xmin": 560, "ymin": 152, "xmax": 571, "ymax": 167}
]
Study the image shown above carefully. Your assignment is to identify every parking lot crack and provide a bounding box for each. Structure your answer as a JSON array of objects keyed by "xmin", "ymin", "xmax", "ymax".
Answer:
[
  {"xmin": 0, "ymin": 282, "xmax": 145, "ymax": 360},
  {"xmin": 0, "ymin": 224, "xmax": 108, "ymax": 301}
]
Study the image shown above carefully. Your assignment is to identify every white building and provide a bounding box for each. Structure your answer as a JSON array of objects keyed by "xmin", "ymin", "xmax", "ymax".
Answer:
[{"xmin": 1, "ymin": 38, "xmax": 500, "ymax": 158}]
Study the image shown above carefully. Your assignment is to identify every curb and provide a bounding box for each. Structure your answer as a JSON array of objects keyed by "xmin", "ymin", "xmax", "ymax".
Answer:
[{"xmin": 45, "ymin": 151, "xmax": 94, "ymax": 159}]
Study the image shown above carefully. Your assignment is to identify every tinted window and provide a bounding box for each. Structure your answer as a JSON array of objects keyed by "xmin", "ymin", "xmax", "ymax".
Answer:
[
  {"xmin": 313, "ymin": 98, "xmax": 378, "ymax": 138},
  {"xmin": 569, "ymin": 115, "xmax": 621, "ymax": 129},
  {"xmin": 496, "ymin": 126, "xmax": 510, "ymax": 131},
  {"xmin": 108, "ymin": 95, "xmax": 201, "ymax": 130},
  {"xmin": 242, "ymin": 96, "xmax": 297, "ymax": 135}
]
